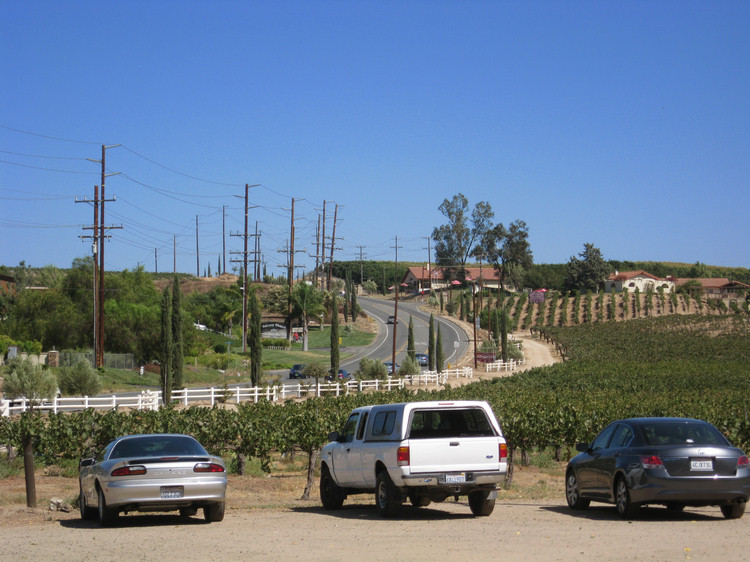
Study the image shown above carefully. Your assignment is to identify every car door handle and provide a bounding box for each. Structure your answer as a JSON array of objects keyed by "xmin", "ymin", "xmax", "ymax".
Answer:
[{"xmin": 450, "ymin": 442, "xmax": 459, "ymax": 447}]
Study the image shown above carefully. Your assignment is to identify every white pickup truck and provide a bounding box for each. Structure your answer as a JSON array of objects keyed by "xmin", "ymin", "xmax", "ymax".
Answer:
[{"xmin": 319, "ymin": 400, "xmax": 508, "ymax": 517}]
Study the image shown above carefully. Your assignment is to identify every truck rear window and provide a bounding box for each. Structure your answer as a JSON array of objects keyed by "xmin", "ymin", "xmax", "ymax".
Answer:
[{"xmin": 408, "ymin": 408, "xmax": 495, "ymax": 439}]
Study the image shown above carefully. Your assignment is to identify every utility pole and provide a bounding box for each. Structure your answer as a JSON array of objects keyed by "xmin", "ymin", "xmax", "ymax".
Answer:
[
  {"xmin": 195, "ymin": 215, "xmax": 200, "ymax": 277},
  {"xmin": 86, "ymin": 144, "xmax": 120, "ymax": 367},
  {"xmin": 327, "ymin": 203, "xmax": 338, "ymax": 291},
  {"xmin": 155, "ymin": 248, "xmax": 158, "ymax": 273},
  {"xmin": 230, "ymin": 184, "xmax": 259, "ymax": 352},
  {"xmin": 321, "ymin": 201, "xmax": 327, "ymax": 291},
  {"xmin": 356, "ymin": 245, "xmax": 366, "ymax": 285},
  {"xmin": 391, "ymin": 236, "xmax": 402, "ymax": 375},
  {"xmin": 222, "ymin": 205, "xmax": 226, "ymax": 275},
  {"xmin": 173, "ymin": 235, "xmax": 176, "ymax": 274}
]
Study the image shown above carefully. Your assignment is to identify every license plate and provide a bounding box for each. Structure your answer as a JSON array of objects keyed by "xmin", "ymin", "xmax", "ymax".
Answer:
[
  {"xmin": 690, "ymin": 459, "xmax": 713, "ymax": 471},
  {"xmin": 445, "ymin": 473, "xmax": 466, "ymax": 484},
  {"xmin": 160, "ymin": 486, "xmax": 184, "ymax": 499}
]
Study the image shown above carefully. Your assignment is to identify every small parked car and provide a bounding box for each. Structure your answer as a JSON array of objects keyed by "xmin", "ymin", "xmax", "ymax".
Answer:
[
  {"xmin": 288, "ymin": 364, "xmax": 307, "ymax": 379},
  {"xmin": 383, "ymin": 361, "xmax": 400, "ymax": 374},
  {"xmin": 565, "ymin": 417, "xmax": 750, "ymax": 519},
  {"xmin": 415, "ymin": 353, "xmax": 429, "ymax": 366},
  {"xmin": 325, "ymin": 369, "xmax": 352, "ymax": 382},
  {"xmin": 79, "ymin": 433, "xmax": 227, "ymax": 526}
]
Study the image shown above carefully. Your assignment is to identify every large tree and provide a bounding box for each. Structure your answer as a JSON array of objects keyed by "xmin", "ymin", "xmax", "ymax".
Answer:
[
  {"xmin": 564, "ymin": 243, "xmax": 610, "ymax": 293},
  {"xmin": 484, "ymin": 219, "xmax": 533, "ymax": 291},
  {"xmin": 289, "ymin": 283, "xmax": 325, "ymax": 352},
  {"xmin": 432, "ymin": 194, "xmax": 494, "ymax": 281}
]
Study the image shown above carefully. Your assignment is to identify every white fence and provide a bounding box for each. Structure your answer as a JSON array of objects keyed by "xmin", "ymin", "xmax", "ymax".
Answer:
[
  {"xmin": 484, "ymin": 358, "xmax": 525, "ymax": 372},
  {"xmin": 0, "ymin": 367, "xmax": 475, "ymax": 417}
]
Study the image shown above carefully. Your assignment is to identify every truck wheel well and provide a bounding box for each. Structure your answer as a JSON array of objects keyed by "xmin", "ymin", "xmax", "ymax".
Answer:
[{"xmin": 375, "ymin": 461, "xmax": 387, "ymax": 476}]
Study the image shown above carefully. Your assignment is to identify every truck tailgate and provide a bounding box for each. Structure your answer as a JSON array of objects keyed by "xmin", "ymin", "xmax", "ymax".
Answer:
[{"xmin": 407, "ymin": 437, "xmax": 501, "ymax": 473}]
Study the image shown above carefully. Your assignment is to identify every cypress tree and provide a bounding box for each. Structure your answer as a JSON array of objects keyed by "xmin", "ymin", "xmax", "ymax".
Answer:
[
  {"xmin": 160, "ymin": 286, "xmax": 173, "ymax": 405},
  {"xmin": 249, "ymin": 286, "xmax": 262, "ymax": 386},
  {"xmin": 330, "ymin": 293, "xmax": 340, "ymax": 377},
  {"xmin": 428, "ymin": 313, "xmax": 436, "ymax": 371},
  {"xmin": 436, "ymin": 324, "xmax": 444, "ymax": 373},
  {"xmin": 350, "ymin": 290, "xmax": 358, "ymax": 322},
  {"xmin": 407, "ymin": 315, "xmax": 415, "ymax": 362},
  {"xmin": 171, "ymin": 275, "xmax": 184, "ymax": 390}
]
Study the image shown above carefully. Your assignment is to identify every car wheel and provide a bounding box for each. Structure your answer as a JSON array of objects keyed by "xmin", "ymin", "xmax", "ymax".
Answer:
[
  {"xmin": 565, "ymin": 470, "xmax": 590, "ymax": 510},
  {"xmin": 79, "ymin": 483, "xmax": 97, "ymax": 521},
  {"xmin": 320, "ymin": 465, "xmax": 345, "ymax": 510},
  {"xmin": 615, "ymin": 477, "xmax": 639, "ymax": 519},
  {"xmin": 720, "ymin": 502, "xmax": 746, "ymax": 520},
  {"xmin": 97, "ymin": 486, "xmax": 118, "ymax": 527},
  {"xmin": 375, "ymin": 471, "xmax": 401, "ymax": 518},
  {"xmin": 408, "ymin": 492, "xmax": 431, "ymax": 507},
  {"xmin": 468, "ymin": 490, "xmax": 496, "ymax": 516},
  {"xmin": 204, "ymin": 502, "xmax": 225, "ymax": 522}
]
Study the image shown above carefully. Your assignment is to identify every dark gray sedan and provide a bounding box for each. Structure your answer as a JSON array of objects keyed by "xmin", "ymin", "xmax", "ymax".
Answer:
[
  {"xmin": 79, "ymin": 433, "xmax": 227, "ymax": 526},
  {"xmin": 565, "ymin": 417, "xmax": 750, "ymax": 519}
]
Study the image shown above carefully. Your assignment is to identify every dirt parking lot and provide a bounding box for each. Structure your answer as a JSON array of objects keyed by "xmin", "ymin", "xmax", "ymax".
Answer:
[{"xmin": 0, "ymin": 472, "xmax": 747, "ymax": 562}]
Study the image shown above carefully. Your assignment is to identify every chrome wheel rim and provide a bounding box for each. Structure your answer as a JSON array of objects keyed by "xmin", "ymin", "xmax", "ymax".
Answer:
[{"xmin": 566, "ymin": 473, "xmax": 578, "ymax": 505}]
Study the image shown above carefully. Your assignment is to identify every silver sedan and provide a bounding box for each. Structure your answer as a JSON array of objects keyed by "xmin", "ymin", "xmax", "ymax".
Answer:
[{"xmin": 79, "ymin": 433, "xmax": 227, "ymax": 526}]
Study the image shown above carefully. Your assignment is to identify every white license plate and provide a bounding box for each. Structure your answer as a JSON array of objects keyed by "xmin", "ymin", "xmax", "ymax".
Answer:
[
  {"xmin": 160, "ymin": 486, "xmax": 184, "ymax": 499},
  {"xmin": 445, "ymin": 473, "xmax": 466, "ymax": 484},
  {"xmin": 690, "ymin": 459, "xmax": 713, "ymax": 471}
]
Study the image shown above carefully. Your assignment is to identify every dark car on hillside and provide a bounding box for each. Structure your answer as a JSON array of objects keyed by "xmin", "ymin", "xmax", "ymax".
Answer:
[
  {"xmin": 288, "ymin": 364, "xmax": 307, "ymax": 379},
  {"xmin": 565, "ymin": 417, "xmax": 750, "ymax": 519}
]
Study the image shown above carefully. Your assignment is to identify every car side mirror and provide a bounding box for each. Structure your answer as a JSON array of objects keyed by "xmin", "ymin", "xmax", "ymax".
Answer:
[
  {"xmin": 327, "ymin": 431, "xmax": 340, "ymax": 443},
  {"xmin": 575, "ymin": 442, "xmax": 589, "ymax": 453},
  {"xmin": 79, "ymin": 458, "xmax": 96, "ymax": 468}
]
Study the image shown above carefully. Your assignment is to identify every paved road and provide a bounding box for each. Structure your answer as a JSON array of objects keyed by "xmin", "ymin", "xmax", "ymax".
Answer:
[{"xmin": 349, "ymin": 296, "xmax": 469, "ymax": 373}]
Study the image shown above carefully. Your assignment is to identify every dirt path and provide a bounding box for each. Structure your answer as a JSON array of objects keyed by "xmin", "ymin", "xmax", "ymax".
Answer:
[{"xmin": 1, "ymin": 498, "xmax": 747, "ymax": 561}]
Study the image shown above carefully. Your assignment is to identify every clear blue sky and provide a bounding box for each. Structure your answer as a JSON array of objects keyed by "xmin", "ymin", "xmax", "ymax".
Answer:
[{"xmin": 2, "ymin": 0, "xmax": 749, "ymax": 277}]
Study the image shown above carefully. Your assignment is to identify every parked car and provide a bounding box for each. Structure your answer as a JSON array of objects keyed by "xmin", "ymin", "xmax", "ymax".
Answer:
[
  {"xmin": 383, "ymin": 361, "xmax": 400, "ymax": 374},
  {"xmin": 289, "ymin": 364, "xmax": 307, "ymax": 379},
  {"xmin": 326, "ymin": 368, "xmax": 352, "ymax": 382},
  {"xmin": 79, "ymin": 433, "xmax": 227, "ymax": 526},
  {"xmin": 415, "ymin": 353, "xmax": 429, "ymax": 366},
  {"xmin": 565, "ymin": 417, "xmax": 750, "ymax": 519}
]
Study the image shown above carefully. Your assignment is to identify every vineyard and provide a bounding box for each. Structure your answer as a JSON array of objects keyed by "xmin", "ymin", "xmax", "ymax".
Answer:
[{"xmin": 1, "ymin": 315, "xmax": 749, "ymax": 486}]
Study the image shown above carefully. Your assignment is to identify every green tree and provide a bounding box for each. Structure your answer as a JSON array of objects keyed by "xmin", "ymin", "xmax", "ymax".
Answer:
[
  {"xmin": 330, "ymin": 293, "xmax": 340, "ymax": 377},
  {"xmin": 160, "ymin": 287, "xmax": 173, "ymax": 405},
  {"xmin": 172, "ymin": 275, "xmax": 184, "ymax": 390},
  {"xmin": 1, "ymin": 357, "xmax": 57, "ymax": 508},
  {"xmin": 564, "ymin": 243, "xmax": 610, "ymax": 293},
  {"xmin": 436, "ymin": 324, "xmax": 444, "ymax": 373},
  {"xmin": 432, "ymin": 193, "xmax": 494, "ymax": 282},
  {"xmin": 407, "ymin": 315, "xmax": 415, "ymax": 363},
  {"xmin": 484, "ymin": 219, "xmax": 533, "ymax": 291},
  {"xmin": 290, "ymin": 283, "xmax": 325, "ymax": 352},
  {"xmin": 428, "ymin": 314, "xmax": 436, "ymax": 371},
  {"xmin": 248, "ymin": 286, "xmax": 263, "ymax": 386}
]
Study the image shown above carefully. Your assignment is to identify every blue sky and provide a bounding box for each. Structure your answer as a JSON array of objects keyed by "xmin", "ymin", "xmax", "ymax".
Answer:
[{"xmin": 2, "ymin": 1, "xmax": 749, "ymax": 277}]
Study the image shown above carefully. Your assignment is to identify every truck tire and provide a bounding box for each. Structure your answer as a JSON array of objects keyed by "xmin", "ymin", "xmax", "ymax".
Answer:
[
  {"xmin": 468, "ymin": 490, "xmax": 495, "ymax": 516},
  {"xmin": 408, "ymin": 491, "xmax": 431, "ymax": 507},
  {"xmin": 320, "ymin": 465, "xmax": 345, "ymax": 510},
  {"xmin": 375, "ymin": 471, "xmax": 401, "ymax": 518}
]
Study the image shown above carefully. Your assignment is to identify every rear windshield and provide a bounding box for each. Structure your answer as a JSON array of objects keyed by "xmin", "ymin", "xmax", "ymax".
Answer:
[
  {"xmin": 408, "ymin": 408, "xmax": 496, "ymax": 439},
  {"xmin": 642, "ymin": 422, "xmax": 729, "ymax": 447},
  {"xmin": 110, "ymin": 435, "xmax": 207, "ymax": 459}
]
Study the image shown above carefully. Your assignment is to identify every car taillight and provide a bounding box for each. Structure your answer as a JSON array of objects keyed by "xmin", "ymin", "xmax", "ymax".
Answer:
[
  {"xmin": 499, "ymin": 442, "xmax": 507, "ymax": 460},
  {"xmin": 194, "ymin": 463, "xmax": 225, "ymax": 473},
  {"xmin": 111, "ymin": 465, "xmax": 147, "ymax": 477},
  {"xmin": 640, "ymin": 455, "xmax": 664, "ymax": 469},
  {"xmin": 738, "ymin": 455, "xmax": 749, "ymax": 467},
  {"xmin": 397, "ymin": 446, "xmax": 410, "ymax": 466}
]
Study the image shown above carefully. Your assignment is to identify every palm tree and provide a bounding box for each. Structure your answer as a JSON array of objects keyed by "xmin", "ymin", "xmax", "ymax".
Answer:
[{"xmin": 290, "ymin": 283, "xmax": 325, "ymax": 352}]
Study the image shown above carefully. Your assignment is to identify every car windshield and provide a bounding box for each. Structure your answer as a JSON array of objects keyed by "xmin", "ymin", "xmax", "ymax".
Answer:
[
  {"xmin": 642, "ymin": 422, "xmax": 728, "ymax": 447},
  {"xmin": 109, "ymin": 435, "xmax": 207, "ymax": 459}
]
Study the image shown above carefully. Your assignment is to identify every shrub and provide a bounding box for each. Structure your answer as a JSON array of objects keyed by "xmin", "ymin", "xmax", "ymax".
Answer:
[
  {"xmin": 57, "ymin": 359, "xmax": 102, "ymax": 397},
  {"xmin": 356, "ymin": 356, "xmax": 388, "ymax": 380}
]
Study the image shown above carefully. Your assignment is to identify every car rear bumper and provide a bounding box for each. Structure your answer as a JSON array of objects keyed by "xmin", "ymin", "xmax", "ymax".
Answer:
[
  {"xmin": 102, "ymin": 475, "xmax": 227, "ymax": 510},
  {"xmin": 630, "ymin": 473, "xmax": 750, "ymax": 506},
  {"xmin": 400, "ymin": 470, "xmax": 506, "ymax": 488}
]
